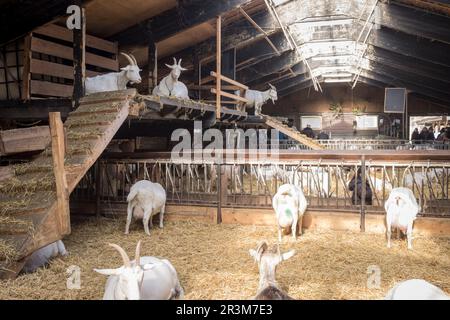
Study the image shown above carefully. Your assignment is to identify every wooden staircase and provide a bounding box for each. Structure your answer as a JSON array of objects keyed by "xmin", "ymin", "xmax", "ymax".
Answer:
[
  {"xmin": 0, "ymin": 89, "xmax": 137, "ymax": 279},
  {"xmin": 262, "ymin": 115, "xmax": 325, "ymax": 150}
]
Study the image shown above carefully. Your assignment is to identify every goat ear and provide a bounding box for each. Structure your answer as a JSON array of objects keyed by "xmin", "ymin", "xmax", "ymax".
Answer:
[
  {"xmin": 281, "ymin": 250, "xmax": 296, "ymax": 261},
  {"xmin": 94, "ymin": 268, "xmax": 122, "ymax": 276},
  {"xmin": 249, "ymin": 249, "xmax": 258, "ymax": 261},
  {"xmin": 121, "ymin": 66, "xmax": 131, "ymax": 71},
  {"xmin": 165, "ymin": 64, "xmax": 174, "ymax": 69}
]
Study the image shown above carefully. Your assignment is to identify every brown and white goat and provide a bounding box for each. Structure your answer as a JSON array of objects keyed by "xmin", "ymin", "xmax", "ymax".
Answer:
[{"xmin": 249, "ymin": 241, "xmax": 296, "ymax": 300}]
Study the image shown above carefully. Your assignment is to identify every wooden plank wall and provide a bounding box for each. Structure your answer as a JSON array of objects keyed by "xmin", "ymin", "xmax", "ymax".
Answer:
[{"xmin": 25, "ymin": 23, "xmax": 119, "ymax": 99}]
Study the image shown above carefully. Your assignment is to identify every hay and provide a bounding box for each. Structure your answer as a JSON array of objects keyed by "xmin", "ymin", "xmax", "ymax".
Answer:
[
  {"xmin": 0, "ymin": 216, "xmax": 34, "ymax": 235},
  {"xmin": 0, "ymin": 175, "xmax": 55, "ymax": 195},
  {"xmin": 13, "ymin": 163, "xmax": 52, "ymax": 176},
  {"xmin": 0, "ymin": 239, "xmax": 18, "ymax": 265},
  {"xmin": 0, "ymin": 218, "xmax": 448, "ymax": 300}
]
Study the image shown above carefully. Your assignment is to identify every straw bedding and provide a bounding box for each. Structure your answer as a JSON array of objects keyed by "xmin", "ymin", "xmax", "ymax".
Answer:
[{"xmin": 0, "ymin": 218, "xmax": 448, "ymax": 300}]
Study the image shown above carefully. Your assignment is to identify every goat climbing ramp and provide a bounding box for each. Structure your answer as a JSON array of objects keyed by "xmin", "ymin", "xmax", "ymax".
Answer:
[
  {"xmin": 0, "ymin": 89, "xmax": 137, "ymax": 279},
  {"xmin": 262, "ymin": 115, "xmax": 325, "ymax": 151}
]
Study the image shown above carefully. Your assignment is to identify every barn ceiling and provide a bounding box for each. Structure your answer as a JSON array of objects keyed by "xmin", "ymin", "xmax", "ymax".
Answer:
[{"xmin": 0, "ymin": 0, "xmax": 449, "ymax": 105}]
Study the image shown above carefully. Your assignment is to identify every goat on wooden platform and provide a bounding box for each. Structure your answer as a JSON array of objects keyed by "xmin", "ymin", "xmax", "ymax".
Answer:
[
  {"xmin": 85, "ymin": 52, "xmax": 142, "ymax": 95},
  {"xmin": 153, "ymin": 58, "xmax": 189, "ymax": 99}
]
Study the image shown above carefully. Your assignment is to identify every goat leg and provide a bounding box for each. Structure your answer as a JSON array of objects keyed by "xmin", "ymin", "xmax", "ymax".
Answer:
[
  {"xmin": 298, "ymin": 215, "xmax": 303, "ymax": 236},
  {"xmin": 407, "ymin": 223, "xmax": 413, "ymax": 250},
  {"xmin": 159, "ymin": 205, "xmax": 165, "ymax": 229},
  {"xmin": 386, "ymin": 224, "xmax": 392, "ymax": 248},
  {"xmin": 125, "ymin": 203, "xmax": 133, "ymax": 235},
  {"xmin": 143, "ymin": 210, "xmax": 152, "ymax": 236}
]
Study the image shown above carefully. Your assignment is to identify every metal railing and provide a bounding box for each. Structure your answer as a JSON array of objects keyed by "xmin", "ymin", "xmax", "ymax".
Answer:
[
  {"xmin": 276, "ymin": 139, "xmax": 450, "ymax": 150},
  {"xmin": 72, "ymin": 157, "xmax": 450, "ymax": 218}
]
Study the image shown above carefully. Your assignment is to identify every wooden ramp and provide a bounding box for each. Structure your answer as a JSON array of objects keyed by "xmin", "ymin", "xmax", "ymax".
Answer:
[
  {"xmin": 262, "ymin": 115, "xmax": 325, "ymax": 150},
  {"xmin": 0, "ymin": 89, "xmax": 137, "ymax": 279}
]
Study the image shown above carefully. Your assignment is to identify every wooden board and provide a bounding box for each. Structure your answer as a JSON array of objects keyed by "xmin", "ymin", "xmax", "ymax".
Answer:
[
  {"xmin": 30, "ymin": 59, "xmax": 99, "ymax": 80},
  {"xmin": 34, "ymin": 24, "xmax": 118, "ymax": 54},
  {"xmin": 30, "ymin": 80, "xmax": 73, "ymax": 97},
  {"xmin": 31, "ymin": 37, "xmax": 118, "ymax": 71},
  {"xmin": 0, "ymin": 126, "xmax": 50, "ymax": 155}
]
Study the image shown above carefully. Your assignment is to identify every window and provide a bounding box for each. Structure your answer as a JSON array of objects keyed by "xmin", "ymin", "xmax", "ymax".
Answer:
[
  {"xmin": 301, "ymin": 116, "xmax": 322, "ymax": 130},
  {"xmin": 356, "ymin": 115, "xmax": 378, "ymax": 130}
]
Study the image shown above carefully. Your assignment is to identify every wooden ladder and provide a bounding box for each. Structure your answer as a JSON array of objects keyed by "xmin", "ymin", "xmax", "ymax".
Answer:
[{"xmin": 262, "ymin": 115, "xmax": 325, "ymax": 150}]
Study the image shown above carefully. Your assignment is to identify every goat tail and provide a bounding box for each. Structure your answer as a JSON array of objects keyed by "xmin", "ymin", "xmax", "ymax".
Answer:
[{"xmin": 126, "ymin": 187, "xmax": 140, "ymax": 203}]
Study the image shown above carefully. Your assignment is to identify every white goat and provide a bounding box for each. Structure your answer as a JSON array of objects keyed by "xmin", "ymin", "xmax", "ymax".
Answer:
[
  {"xmin": 85, "ymin": 52, "xmax": 141, "ymax": 95},
  {"xmin": 22, "ymin": 240, "xmax": 68, "ymax": 273},
  {"xmin": 126, "ymin": 180, "xmax": 166, "ymax": 236},
  {"xmin": 94, "ymin": 241, "xmax": 184, "ymax": 300},
  {"xmin": 249, "ymin": 241, "xmax": 295, "ymax": 300},
  {"xmin": 153, "ymin": 58, "xmax": 189, "ymax": 99},
  {"xmin": 237, "ymin": 84, "xmax": 277, "ymax": 116},
  {"xmin": 385, "ymin": 279, "xmax": 449, "ymax": 300},
  {"xmin": 385, "ymin": 187, "xmax": 419, "ymax": 250},
  {"xmin": 272, "ymin": 184, "xmax": 308, "ymax": 242}
]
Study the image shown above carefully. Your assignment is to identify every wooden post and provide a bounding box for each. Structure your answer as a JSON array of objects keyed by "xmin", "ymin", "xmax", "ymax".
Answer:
[
  {"xmin": 216, "ymin": 16, "xmax": 222, "ymax": 120},
  {"xmin": 360, "ymin": 155, "xmax": 366, "ymax": 232},
  {"xmin": 147, "ymin": 20, "xmax": 157, "ymax": 94},
  {"xmin": 73, "ymin": 6, "xmax": 86, "ymax": 109},
  {"xmin": 193, "ymin": 48, "xmax": 200, "ymax": 100},
  {"xmin": 21, "ymin": 34, "xmax": 32, "ymax": 100},
  {"xmin": 49, "ymin": 112, "xmax": 71, "ymax": 235},
  {"xmin": 95, "ymin": 161, "xmax": 101, "ymax": 218}
]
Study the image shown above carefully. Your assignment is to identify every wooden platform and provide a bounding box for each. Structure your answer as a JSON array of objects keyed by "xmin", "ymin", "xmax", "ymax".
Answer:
[
  {"xmin": 136, "ymin": 94, "xmax": 247, "ymax": 125},
  {"xmin": 0, "ymin": 89, "xmax": 137, "ymax": 279}
]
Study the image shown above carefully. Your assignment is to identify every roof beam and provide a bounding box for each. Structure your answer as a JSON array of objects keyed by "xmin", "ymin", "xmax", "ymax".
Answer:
[
  {"xmin": 376, "ymin": 2, "xmax": 450, "ymax": 44},
  {"xmin": 112, "ymin": 0, "xmax": 254, "ymax": 50},
  {"xmin": 367, "ymin": 26, "xmax": 450, "ymax": 67},
  {"xmin": 0, "ymin": 0, "xmax": 92, "ymax": 46}
]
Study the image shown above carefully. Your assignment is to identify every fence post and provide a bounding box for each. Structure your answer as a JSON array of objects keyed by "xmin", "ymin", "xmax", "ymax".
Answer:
[
  {"xmin": 95, "ymin": 161, "xmax": 101, "ymax": 218},
  {"xmin": 216, "ymin": 163, "xmax": 223, "ymax": 224},
  {"xmin": 360, "ymin": 155, "xmax": 366, "ymax": 232}
]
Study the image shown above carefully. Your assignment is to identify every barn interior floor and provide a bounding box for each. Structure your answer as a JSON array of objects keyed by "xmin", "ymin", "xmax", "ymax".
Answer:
[{"xmin": 0, "ymin": 218, "xmax": 448, "ymax": 300}]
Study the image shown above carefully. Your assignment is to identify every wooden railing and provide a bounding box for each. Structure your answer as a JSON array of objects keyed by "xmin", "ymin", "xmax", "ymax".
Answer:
[{"xmin": 210, "ymin": 16, "xmax": 249, "ymax": 118}]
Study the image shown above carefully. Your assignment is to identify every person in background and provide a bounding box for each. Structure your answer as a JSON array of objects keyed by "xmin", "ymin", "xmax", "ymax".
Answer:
[
  {"xmin": 301, "ymin": 124, "xmax": 315, "ymax": 139},
  {"xmin": 427, "ymin": 126, "xmax": 435, "ymax": 141},
  {"xmin": 411, "ymin": 128, "xmax": 420, "ymax": 143},
  {"xmin": 348, "ymin": 168, "xmax": 373, "ymax": 206},
  {"xmin": 317, "ymin": 130, "xmax": 329, "ymax": 140},
  {"xmin": 418, "ymin": 127, "xmax": 429, "ymax": 142},
  {"xmin": 288, "ymin": 118, "xmax": 298, "ymax": 131}
]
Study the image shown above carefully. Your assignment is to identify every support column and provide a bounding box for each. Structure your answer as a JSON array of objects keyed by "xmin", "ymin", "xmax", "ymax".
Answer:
[{"xmin": 73, "ymin": 5, "xmax": 86, "ymax": 109}]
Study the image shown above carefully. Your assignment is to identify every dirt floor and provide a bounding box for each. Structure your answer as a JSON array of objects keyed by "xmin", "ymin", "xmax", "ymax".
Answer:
[{"xmin": 0, "ymin": 217, "xmax": 449, "ymax": 300}]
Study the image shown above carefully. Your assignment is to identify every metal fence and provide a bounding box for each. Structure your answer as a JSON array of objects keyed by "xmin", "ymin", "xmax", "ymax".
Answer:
[
  {"xmin": 72, "ymin": 157, "xmax": 450, "ymax": 218},
  {"xmin": 277, "ymin": 139, "xmax": 450, "ymax": 150}
]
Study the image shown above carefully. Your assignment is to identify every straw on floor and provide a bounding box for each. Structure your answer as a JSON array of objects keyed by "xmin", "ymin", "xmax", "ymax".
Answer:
[{"xmin": 0, "ymin": 218, "xmax": 448, "ymax": 300}]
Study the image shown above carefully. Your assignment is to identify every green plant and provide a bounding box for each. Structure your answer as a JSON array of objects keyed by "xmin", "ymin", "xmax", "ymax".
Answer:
[{"xmin": 329, "ymin": 103, "xmax": 343, "ymax": 119}]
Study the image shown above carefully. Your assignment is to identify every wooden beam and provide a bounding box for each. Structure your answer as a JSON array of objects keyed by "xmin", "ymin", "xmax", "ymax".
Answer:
[
  {"xmin": 49, "ymin": 112, "xmax": 71, "ymax": 236},
  {"xmin": 211, "ymin": 71, "xmax": 248, "ymax": 90},
  {"xmin": 0, "ymin": 126, "xmax": 50, "ymax": 156},
  {"xmin": 376, "ymin": 2, "xmax": 450, "ymax": 45},
  {"xmin": 73, "ymin": 6, "xmax": 86, "ymax": 109},
  {"xmin": 211, "ymin": 88, "xmax": 249, "ymax": 103},
  {"xmin": 216, "ymin": 16, "xmax": 222, "ymax": 120},
  {"xmin": 146, "ymin": 20, "xmax": 157, "ymax": 94},
  {"xmin": 21, "ymin": 34, "xmax": 32, "ymax": 100}
]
